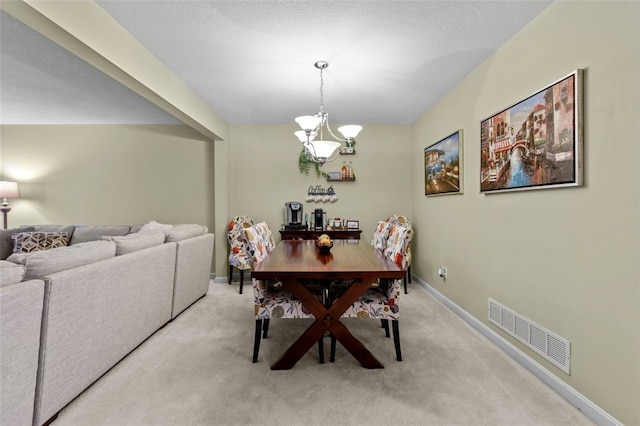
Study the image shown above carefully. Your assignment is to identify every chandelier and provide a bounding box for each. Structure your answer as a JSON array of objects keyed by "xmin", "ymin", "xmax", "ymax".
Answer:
[{"xmin": 294, "ymin": 61, "xmax": 362, "ymax": 164}]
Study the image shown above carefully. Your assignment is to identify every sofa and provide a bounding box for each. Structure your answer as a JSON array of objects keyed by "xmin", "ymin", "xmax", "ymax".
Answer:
[{"xmin": 0, "ymin": 223, "xmax": 214, "ymax": 426}]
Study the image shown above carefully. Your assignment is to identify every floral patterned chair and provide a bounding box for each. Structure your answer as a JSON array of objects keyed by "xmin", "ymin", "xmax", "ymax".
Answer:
[
  {"xmin": 371, "ymin": 220, "xmax": 394, "ymax": 253},
  {"xmin": 384, "ymin": 215, "xmax": 413, "ymax": 293},
  {"xmin": 329, "ymin": 278, "xmax": 403, "ymax": 362},
  {"xmin": 385, "ymin": 223, "xmax": 413, "ymax": 293},
  {"xmin": 227, "ymin": 216, "xmax": 254, "ymax": 294},
  {"xmin": 329, "ymin": 222, "xmax": 412, "ymax": 362},
  {"xmin": 245, "ymin": 222, "xmax": 325, "ymax": 363}
]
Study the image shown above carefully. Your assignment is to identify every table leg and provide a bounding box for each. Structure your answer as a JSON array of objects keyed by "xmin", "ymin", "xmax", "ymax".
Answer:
[{"xmin": 271, "ymin": 277, "xmax": 384, "ymax": 370}]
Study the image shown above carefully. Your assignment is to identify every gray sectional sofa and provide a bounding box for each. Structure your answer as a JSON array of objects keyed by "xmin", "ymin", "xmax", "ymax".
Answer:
[{"xmin": 0, "ymin": 223, "xmax": 214, "ymax": 426}]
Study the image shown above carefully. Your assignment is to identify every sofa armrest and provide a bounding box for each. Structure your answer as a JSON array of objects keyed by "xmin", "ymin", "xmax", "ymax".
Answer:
[
  {"xmin": 171, "ymin": 233, "xmax": 214, "ymax": 319},
  {"xmin": 0, "ymin": 279, "xmax": 45, "ymax": 426}
]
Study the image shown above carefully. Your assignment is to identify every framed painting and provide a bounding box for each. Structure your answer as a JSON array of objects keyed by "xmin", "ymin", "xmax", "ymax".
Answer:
[
  {"xmin": 480, "ymin": 69, "xmax": 583, "ymax": 193},
  {"xmin": 425, "ymin": 130, "xmax": 463, "ymax": 196}
]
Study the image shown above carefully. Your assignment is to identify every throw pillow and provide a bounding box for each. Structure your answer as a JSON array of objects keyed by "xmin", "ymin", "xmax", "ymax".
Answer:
[
  {"xmin": 101, "ymin": 231, "xmax": 165, "ymax": 255},
  {"xmin": 0, "ymin": 226, "xmax": 35, "ymax": 260},
  {"xmin": 139, "ymin": 220, "xmax": 173, "ymax": 233},
  {"xmin": 164, "ymin": 224, "xmax": 206, "ymax": 242},
  {"xmin": 69, "ymin": 225, "xmax": 130, "ymax": 245},
  {"xmin": 11, "ymin": 232, "xmax": 70, "ymax": 254}
]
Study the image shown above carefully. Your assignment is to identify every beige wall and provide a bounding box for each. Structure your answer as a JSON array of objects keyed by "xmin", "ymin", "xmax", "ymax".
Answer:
[
  {"xmin": 226, "ymin": 123, "xmax": 412, "ymax": 247},
  {"xmin": 0, "ymin": 124, "xmax": 215, "ymax": 233},
  {"xmin": 411, "ymin": 2, "xmax": 639, "ymax": 424}
]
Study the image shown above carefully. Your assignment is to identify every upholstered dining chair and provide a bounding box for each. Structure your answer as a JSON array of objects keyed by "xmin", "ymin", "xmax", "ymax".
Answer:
[
  {"xmin": 371, "ymin": 216, "xmax": 413, "ymax": 293},
  {"xmin": 245, "ymin": 222, "xmax": 325, "ymax": 364},
  {"xmin": 227, "ymin": 216, "xmax": 254, "ymax": 294},
  {"xmin": 385, "ymin": 223, "xmax": 413, "ymax": 294},
  {"xmin": 329, "ymin": 277, "xmax": 403, "ymax": 362}
]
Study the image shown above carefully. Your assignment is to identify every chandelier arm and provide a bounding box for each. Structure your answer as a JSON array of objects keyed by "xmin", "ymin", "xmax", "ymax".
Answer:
[
  {"xmin": 323, "ymin": 118, "xmax": 347, "ymax": 143},
  {"xmin": 303, "ymin": 141, "xmax": 322, "ymax": 163}
]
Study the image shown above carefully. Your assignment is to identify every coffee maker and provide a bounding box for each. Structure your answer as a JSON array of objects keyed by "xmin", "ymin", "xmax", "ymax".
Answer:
[
  {"xmin": 314, "ymin": 208, "xmax": 325, "ymax": 230},
  {"xmin": 284, "ymin": 202, "xmax": 306, "ymax": 230}
]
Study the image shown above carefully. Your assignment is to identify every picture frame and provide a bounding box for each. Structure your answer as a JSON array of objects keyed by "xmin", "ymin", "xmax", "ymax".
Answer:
[
  {"xmin": 425, "ymin": 130, "xmax": 463, "ymax": 196},
  {"xmin": 346, "ymin": 220, "xmax": 359, "ymax": 229},
  {"xmin": 480, "ymin": 69, "xmax": 583, "ymax": 194}
]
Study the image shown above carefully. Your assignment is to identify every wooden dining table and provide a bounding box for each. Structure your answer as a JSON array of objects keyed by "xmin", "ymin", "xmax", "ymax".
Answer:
[{"xmin": 251, "ymin": 239, "xmax": 405, "ymax": 370}]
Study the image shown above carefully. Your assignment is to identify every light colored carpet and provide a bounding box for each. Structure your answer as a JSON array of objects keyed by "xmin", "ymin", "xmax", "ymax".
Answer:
[{"xmin": 54, "ymin": 281, "xmax": 593, "ymax": 426}]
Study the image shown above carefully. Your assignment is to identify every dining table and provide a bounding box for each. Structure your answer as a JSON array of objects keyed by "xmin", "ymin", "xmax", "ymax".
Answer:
[{"xmin": 251, "ymin": 238, "xmax": 405, "ymax": 370}]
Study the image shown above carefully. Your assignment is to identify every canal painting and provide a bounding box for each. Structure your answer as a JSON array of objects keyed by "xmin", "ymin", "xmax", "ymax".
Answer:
[
  {"xmin": 425, "ymin": 130, "xmax": 462, "ymax": 196},
  {"xmin": 480, "ymin": 70, "xmax": 583, "ymax": 193}
]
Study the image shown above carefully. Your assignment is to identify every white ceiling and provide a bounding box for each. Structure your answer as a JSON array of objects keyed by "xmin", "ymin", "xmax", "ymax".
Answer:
[{"xmin": 0, "ymin": 1, "xmax": 552, "ymax": 127}]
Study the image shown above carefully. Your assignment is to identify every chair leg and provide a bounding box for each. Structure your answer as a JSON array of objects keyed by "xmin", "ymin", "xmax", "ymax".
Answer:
[
  {"xmin": 403, "ymin": 275, "xmax": 408, "ymax": 294},
  {"xmin": 239, "ymin": 269, "xmax": 245, "ymax": 294},
  {"xmin": 408, "ymin": 265, "xmax": 412, "ymax": 283},
  {"xmin": 262, "ymin": 318, "xmax": 270, "ymax": 338},
  {"xmin": 330, "ymin": 335, "xmax": 336, "ymax": 362},
  {"xmin": 382, "ymin": 319, "xmax": 390, "ymax": 337},
  {"xmin": 252, "ymin": 319, "xmax": 262, "ymax": 363},
  {"xmin": 228, "ymin": 265, "xmax": 233, "ymax": 285},
  {"xmin": 318, "ymin": 336, "xmax": 325, "ymax": 364},
  {"xmin": 392, "ymin": 320, "xmax": 402, "ymax": 361}
]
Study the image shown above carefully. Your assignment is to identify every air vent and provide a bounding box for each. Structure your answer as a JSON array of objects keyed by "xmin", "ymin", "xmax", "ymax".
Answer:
[{"xmin": 488, "ymin": 299, "xmax": 570, "ymax": 374}]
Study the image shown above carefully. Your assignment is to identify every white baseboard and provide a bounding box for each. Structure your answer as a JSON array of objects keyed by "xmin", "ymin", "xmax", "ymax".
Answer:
[{"xmin": 413, "ymin": 276, "xmax": 621, "ymax": 426}]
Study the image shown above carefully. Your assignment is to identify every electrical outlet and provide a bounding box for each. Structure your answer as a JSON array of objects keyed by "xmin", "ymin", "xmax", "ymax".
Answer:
[{"xmin": 438, "ymin": 266, "xmax": 447, "ymax": 279}]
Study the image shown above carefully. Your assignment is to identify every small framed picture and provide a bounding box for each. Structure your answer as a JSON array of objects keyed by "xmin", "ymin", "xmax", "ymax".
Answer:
[
  {"xmin": 346, "ymin": 220, "xmax": 359, "ymax": 229},
  {"xmin": 425, "ymin": 130, "xmax": 463, "ymax": 196}
]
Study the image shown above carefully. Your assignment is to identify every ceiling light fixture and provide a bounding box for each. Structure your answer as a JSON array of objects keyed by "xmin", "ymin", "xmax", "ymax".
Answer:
[{"xmin": 294, "ymin": 61, "xmax": 362, "ymax": 164}]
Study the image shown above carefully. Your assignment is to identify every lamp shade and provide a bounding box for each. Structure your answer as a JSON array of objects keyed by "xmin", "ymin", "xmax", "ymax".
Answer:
[
  {"xmin": 294, "ymin": 130, "xmax": 317, "ymax": 143},
  {"xmin": 338, "ymin": 125, "xmax": 363, "ymax": 139},
  {"xmin": 0, "ymin": 181, "xmax": 20, "ymax": 199},
  {"xmin": 295, "ymin": 115, "xmax": 322, "ymax": 131},
  {"xmin": 307, "ymin": 140, "xmax": 341, "ymax": 160}
]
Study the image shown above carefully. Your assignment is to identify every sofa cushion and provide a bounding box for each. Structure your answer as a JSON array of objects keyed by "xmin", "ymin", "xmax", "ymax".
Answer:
[
  {"xmin": 11, "ymin": 232, "xmax": 70, "ymax": 253},
  {"xmin": 70, "ymin": 225, "xmax": 130, "ymax": 245},
  {"xmin": 7, "ymin": 240, "xmax": 116, "ymax": 280},
  {"xmin": 101, "ymin": 231, "xmax": 165, "ymax": 255},
  {"xmin": 0, "ymin": 226, "xmax": 35, "ymax": 260},
  {"xmin": 0, "ymin": 260, "xmax": 26, "ymax": 287},
  {"xmin": 33, "ymin": 224, "xmax": 76, "ymax": 237},
  {"xmin": 165, "ymin": 224, "xmax": 207, "ymax": 242}
]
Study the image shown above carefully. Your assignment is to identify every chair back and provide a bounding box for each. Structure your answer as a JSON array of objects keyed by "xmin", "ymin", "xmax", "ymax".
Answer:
[
  {"xmin": 244, "ymin": 221, "xmax": 275, "ymax": 265},
  {"xmin": 385, "ymin": 214, "xmax": 411, "ymax": 228},
  {"xmin": 384, "ymin": 224, "xmax": 413, "ymax": 269},
  {"xmin": 227, "ymin": 216, "xmax": 254, "ymax": 268},
  {"xmin": 371, "ymin": 220, "xmax": 393, "ymax": 252}
]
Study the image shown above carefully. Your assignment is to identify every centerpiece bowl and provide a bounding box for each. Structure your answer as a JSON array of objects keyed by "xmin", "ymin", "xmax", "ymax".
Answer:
[{"xmin": 316, "ymin": 241, "xmax": 333, "ymax": 254}]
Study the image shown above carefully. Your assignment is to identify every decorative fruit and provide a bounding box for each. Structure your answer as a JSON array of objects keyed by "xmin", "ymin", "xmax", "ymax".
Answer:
[{"xmin": 317, "ymin": 234, "xmax": 332, "ymax": 247}]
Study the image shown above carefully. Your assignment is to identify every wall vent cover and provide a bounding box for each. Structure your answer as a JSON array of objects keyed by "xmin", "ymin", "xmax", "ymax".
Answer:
[{"xmin": 488, "ymin": 298, "xmax": 570, "ymax": 374}]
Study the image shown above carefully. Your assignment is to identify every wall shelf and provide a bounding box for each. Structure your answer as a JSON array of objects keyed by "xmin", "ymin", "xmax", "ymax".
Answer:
[{"xmin": 327, "ymin": 177, "xmax": 356, "ymax": 182}]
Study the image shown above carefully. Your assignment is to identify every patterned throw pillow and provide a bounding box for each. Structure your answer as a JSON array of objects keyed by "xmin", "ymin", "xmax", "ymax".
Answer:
[{"xmin": 11, "ymin": 231, "xmax": 70, "ymax": 253}]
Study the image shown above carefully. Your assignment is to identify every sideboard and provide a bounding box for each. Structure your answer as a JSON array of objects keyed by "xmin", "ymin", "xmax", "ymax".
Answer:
[{"xmin": 279, "ymin": 229, "xmax": 362, "ymax": 240}]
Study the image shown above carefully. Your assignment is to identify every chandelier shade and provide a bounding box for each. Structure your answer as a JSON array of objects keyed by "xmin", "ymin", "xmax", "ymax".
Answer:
[
  {"xmin": 295, "ymin": 116, "xmax": 322, "ymax": 132},
  {"xmin": 337, "ymin": 125, "xmax": 363, "ymax": 140},
  {"xmin": 306, "ymin": 140, "xmax": 341, "ymax": 163},
  {"xmin": 294, "ymin": 61, "xmax": 362, "ymax": 164}
]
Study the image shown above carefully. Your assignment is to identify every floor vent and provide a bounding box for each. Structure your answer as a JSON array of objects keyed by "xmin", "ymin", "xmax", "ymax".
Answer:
[{"xmin": 488, "ymin": 299, "xmax": 570, "ymax": 374}]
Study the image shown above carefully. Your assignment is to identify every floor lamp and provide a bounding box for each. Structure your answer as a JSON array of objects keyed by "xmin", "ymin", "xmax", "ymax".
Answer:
[{"xmin": 0, "ymin": 181, "xmax": 20, "ymax": 230}]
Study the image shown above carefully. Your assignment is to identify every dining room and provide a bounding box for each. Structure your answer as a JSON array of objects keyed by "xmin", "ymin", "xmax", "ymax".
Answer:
[{"xmin": 1, "ymin": 1, "xmax": 638, "ymax": 425}]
